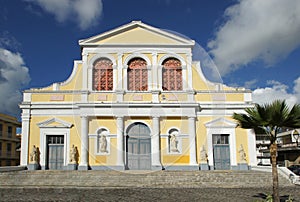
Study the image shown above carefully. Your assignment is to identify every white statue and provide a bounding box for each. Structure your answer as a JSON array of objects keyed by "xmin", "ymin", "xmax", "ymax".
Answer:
[
  {"xmin": 99, "ymin": 135, "xmax": 108, "ymax": 153},
  {"xmin": 69, "ymin": 144, "xmax": 78, "ymax": 164},
  {"xmin": 170, "ymin": 133, "xmax": 179, "ymax": 152},
  {"xmin": 238, "ymin": 144, "xmax": 247, "ymax": 163},
  {"xmin": 200, "ymin": 145, "xmax": 208, "ymax": 162},
  {"xmin": 30, "ymin": 145, "xmax": 39, "ymax": 163}
]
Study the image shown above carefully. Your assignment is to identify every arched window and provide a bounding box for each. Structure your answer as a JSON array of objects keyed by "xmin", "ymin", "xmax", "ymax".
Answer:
[
  {"xmin": 93, "ymin": 58, "xmax": 113, "ymax": 91},
  {"xmin": 162, "ymin": 58, "xmax": 182, "ymax": 91},
  {"xmin": 127, "ymin": 58, "xmax": 148, "ymax": 91}
]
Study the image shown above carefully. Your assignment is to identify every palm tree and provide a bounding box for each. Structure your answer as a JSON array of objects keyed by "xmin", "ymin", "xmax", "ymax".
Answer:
[{"xmin": 232, "ymin": 100, "xmax": 300, "ymax": 202}]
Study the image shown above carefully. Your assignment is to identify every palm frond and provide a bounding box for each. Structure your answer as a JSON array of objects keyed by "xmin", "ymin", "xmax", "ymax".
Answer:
[{"xmin": 232, "ymin": 100, "xmax": 300, "ymax": 142}]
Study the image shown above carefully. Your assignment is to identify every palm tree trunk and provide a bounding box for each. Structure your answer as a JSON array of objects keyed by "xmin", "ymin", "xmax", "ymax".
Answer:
[{"xmin": 270, "ymin": 143, "xmax": 279, "ymax": 202}]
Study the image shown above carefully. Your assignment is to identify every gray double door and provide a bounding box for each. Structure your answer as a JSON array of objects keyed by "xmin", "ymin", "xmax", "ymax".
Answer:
[
  {"xmin": 46, "ymin": 135, "xmax": 64, "ymax": 170},
  {"xmin": 126, "ymin": 123, "xmax": 151, "ymax": 170}
]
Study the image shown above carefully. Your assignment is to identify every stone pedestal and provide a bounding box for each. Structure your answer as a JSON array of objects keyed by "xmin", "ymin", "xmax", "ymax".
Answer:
[
  {"xmin": 238, "ymin": 163, "xmax": 249, "ymax": 170},
  {"xmin": 28, "ymin": 163, "xmax": 40, "ymax": 170},
  {"xmin": 200, "ymin": 163, "xmax": 209, "ymax": 170},
  {"xmin": 151, "ymin": 165, "xmax": 163, "ymax": 171},
  {"xmin": 66, "ymin": 163, "xmax": 78, "ymax": 170},
  {"xmin": 78, "ymin": 165, "xmax": 89, "ymax": 170}
]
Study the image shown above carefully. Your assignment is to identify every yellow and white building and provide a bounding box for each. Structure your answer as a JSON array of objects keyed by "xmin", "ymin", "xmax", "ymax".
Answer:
[{"xmin": 20, "ymin": 21, "xmax": 256, "ymax": 170}]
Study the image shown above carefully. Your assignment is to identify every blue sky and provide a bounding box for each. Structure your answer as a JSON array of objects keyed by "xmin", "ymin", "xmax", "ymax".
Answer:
[{"xmin": 1, "ymin": 0, "xmax": 300, "ymax": 117}]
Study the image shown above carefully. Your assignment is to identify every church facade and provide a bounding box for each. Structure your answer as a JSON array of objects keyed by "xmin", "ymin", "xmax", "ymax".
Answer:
[{"xmin": 20, "ymin": 21, "xmax": 256, "ymax": 170}]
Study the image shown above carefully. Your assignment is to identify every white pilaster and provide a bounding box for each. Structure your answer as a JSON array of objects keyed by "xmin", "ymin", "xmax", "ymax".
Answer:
[
  {"xmin": 158, "ymin": 65, "xmax": 163, "ymax": 91},
  {"xmin": 151, "ymin": 90, "xmax": 161, "ymax": 103},
  {"xmin": 152, "ymin": 53, "xmax": 158, "ymax": 90},
  {"xmin": 123, "ymin": 65, "xmax": 128, "ymax": 91},
  {"xmin": 188, "ymin": 116, "xmax": 197, "ymax": 165},
  {"xmin": 20, "ymin": 111, "xmax": 30, "ymax": 166},
  {"xmin": 116, "ymin": 116, "xmax": 124, "ymax": 166},
  {"xmin": 79, "ymin": 116, "xmax": 89, "ymax": 170},
  {"xmin": 147, "ymin": 65, "xmax": 152, "ymax": 91},
  {"xmin": 247, "ymin": 129, "xmax": 257, "ymax": 166},
  {"xmin": 152, "ymin": 116, "xmax": 161, "ymax": 168},
  {"xmin": 113, "ymin": 64, "xmax": 117, "ymax": 91},
  {"xmin": 186, "ymin": 53, "xmax": 193, "ymax": 90},
  {"xmin": 182, "ymin": 65, "xmax": 187, "ymax": 90},
  {"xmin": 82, "ymin": 52, "xmax": 88, "ymax": 90},
  {"xmin": 117, "ymin": 53, "xmax": 123, "ymax": 90}
]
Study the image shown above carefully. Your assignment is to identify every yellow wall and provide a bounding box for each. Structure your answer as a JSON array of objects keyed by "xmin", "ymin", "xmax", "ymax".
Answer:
[
  {"xmin": 124, "ymin": 93, "xmax": 152, "ymax": 102},
  {"xmin": 28, "ymin": 116, "xmax": 82, "ymax": 163},
  {"xmin": 59, "ymin": 64, "xmax": 83, "ymax": 91},
  {"xmin": 98, "ymin": 27, "xmax": 183, "ymax": 45},
  {"xmin": 235, "ymin": 127, "xmax": 249, "ymax": 164},
  {"xmin": 31, "ymin": 93, "xmax": 81, "ymax": 102}
]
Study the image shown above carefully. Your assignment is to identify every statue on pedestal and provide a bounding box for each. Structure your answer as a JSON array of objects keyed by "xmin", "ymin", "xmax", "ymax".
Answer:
[
  {"xmin": 69, "ymin": 144, "xmax": 78, "ymax": 164},
  {"xmin": 170, "ymin": 133, "xmax": 179, "ymax": 152},
  {"xmin": 30, "ymin": 145, "xmax": 40, "ymax": 164},
  {"xmin": 238, "ymin": 144, "xmax": 247, "ymax": 163},
  {"xmin": 200, "ymin": 145, "xmax": 208, "ymax": 163},
  {"xmin": 99, "ymin": 135, "xmax": 108, "ymax": 153}
]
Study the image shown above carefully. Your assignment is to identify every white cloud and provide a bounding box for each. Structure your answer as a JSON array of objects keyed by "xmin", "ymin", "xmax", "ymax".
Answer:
[
  {"xmin": 252, "ymin": 79, "xmax": 300, "ymax": 107},
  {"xmin": 208, "ymin": 0, "xmax": 300, "ymax": 75},
  {"xmin": 0, "ymin": 48, "xmax": 30, "ymax": 116},
  {"xmin": 25, "ymin": 0, "xmax": 103, "ymax": 30},
  {"xmin": 244, "ymin": 79, "xmax": 257, "ymax": 89}
]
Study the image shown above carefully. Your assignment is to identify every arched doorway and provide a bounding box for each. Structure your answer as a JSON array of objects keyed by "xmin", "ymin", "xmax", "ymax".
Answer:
[{"xmin": 126, "ymin": 123, "xmax": 151, "ymax": 170}]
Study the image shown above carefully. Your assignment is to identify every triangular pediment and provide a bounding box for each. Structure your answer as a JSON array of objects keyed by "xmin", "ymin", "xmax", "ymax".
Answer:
[
  {"xmin": 37, "ymin": 118, "xmax": 73, "ymax": 128},
  {"xmin": 205, "ymin": 117, "xmax": 237, "ymax": 128},
  {"xmin": 79, "ymin": 21, "xmax": 195, "ymax": 47}
]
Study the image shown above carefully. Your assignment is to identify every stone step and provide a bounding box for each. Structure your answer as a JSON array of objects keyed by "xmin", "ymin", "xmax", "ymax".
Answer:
[{"xmin": 0, "ymin": 170, "xmax": 291, "ymax": 188}]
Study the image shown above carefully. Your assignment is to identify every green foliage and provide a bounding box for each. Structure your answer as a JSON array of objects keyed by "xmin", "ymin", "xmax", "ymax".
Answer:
[
  {"xmin": 233, "ymin": 100, "xmax": 300, "ymax": 143},
  {"xmin": 253, "ymin": 193, "xmax": 294, "ymax": 202}
]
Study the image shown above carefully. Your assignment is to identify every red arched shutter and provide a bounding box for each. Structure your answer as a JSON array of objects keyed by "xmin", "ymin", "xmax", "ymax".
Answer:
[
  {"xmin": 93, "ymin": 58, "xmax": 113, "ymax": 91},
  {"xmin": 128, "ymin": 58, "xmax": 148, "ymax": 91},
  {"xmin": 162, "ymin": 58, "xmax": 182, "ymax": 91}
]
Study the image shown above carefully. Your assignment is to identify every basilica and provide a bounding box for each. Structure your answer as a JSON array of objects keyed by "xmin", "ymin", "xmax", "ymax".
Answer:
[{"xmin": 20, "ymin": 21, "xmax": 256, "ymax": 170}]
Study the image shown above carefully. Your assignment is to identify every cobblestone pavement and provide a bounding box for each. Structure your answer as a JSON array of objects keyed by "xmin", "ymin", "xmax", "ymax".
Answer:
[{"xmin": 0, "ymin": 187, "xmax": 300, "ymax": 202}]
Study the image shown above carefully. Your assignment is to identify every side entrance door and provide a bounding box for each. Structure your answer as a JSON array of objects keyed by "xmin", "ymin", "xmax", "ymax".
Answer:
[
  {"xmin": 213, "ymin": 134, "xmax": 231, "ymax": 170},
  {"xmin": 46, "ymin": 135, "xmax": 64, "ymax": 170},
  {"xmin": 126, "ymin": 123, "xmax": 151, "ymax": 170}
]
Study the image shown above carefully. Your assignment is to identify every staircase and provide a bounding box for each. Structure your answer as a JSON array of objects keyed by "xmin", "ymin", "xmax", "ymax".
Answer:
[{"xmin": 0, "ymin": 170, "xmax": 292, "ymax": 188}]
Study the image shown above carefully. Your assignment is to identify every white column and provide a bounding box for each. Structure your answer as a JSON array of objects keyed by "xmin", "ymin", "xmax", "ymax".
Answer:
[
  {"xmin": 188, "ymin": 116, "xmax": 197, "ymax": 165},
  {"xmin": 152, "ymin": 116, "xmax": 161, "ymax": 168},
  {"xmin": 116, "ymin": 116, "xmax": 124, "ymax": 167},
  {"xmin": 20, "ymin": 112, "xmax": 30, "ymax": 166},
  {"xmin": 79, "ymin": 116, "xmax": 89, "ymax": 170}
]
